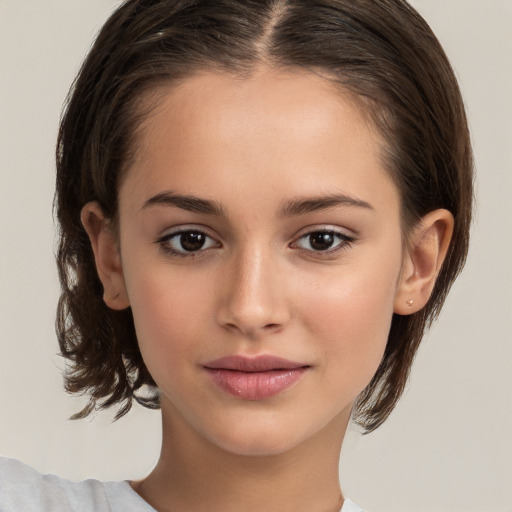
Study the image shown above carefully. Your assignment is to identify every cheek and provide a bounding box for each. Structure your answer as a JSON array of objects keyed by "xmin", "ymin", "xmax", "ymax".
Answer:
[
  {"xmin": 300, "ymin": 259, "xmax": 399, "ymax": 390},
  {"xmin": 123, "ymin": 265, "xmax": 215, "ymax": 378}
]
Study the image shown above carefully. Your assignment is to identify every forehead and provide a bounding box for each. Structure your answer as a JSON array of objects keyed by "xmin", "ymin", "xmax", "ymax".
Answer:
[
  {"xmin": 121, "ymin": 66, "xmax": 397, "ymax": 215},
  {"xmin": 135, "ymin": 67, "xmax": 378, "ymax": 156}
]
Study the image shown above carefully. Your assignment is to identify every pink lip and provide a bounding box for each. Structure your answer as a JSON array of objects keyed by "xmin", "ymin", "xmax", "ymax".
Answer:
[{"xmin": 204, "ymin": 356, "xmax": 309, "ymax": 400}]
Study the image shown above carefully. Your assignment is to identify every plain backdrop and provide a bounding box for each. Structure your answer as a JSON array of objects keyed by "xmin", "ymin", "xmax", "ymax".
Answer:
[{"xmin": 0, "ymin": 1, "xmax": 511, "ymax": 511}]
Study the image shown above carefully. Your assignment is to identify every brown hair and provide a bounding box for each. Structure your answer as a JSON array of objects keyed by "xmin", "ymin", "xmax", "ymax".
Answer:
[{"xmin": 55, "ymin": 0, "xmax": 473, "ymax": 432}]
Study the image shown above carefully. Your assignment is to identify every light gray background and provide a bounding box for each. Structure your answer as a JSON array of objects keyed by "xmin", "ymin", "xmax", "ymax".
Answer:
[{"xmin": 0, "ymin": 1, "xmax": 511, "ymax": 511}]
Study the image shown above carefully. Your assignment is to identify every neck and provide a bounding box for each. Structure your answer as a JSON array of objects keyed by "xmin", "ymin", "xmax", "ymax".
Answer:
[{"xmin": 132, "ymin": 404, "xmax": 350, "ymax": 512}]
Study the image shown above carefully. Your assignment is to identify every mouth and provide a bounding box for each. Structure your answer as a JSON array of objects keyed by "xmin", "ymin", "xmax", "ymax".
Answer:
[{"xmin": 203, "ymin": 355, "xmax": 310, "ymax": 400}]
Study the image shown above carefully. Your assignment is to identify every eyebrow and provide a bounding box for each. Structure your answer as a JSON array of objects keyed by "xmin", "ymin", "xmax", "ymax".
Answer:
[
  {"xmin": 142, "ymin": 191, "xmax": 372, "ymax": 217},
  {"xmin": 279, "ymin": 193, "xmax": 373, "ymax": 217},
  {"xmin": 142, "ymin": 191, "xmax": 224, "ymax": 216}
]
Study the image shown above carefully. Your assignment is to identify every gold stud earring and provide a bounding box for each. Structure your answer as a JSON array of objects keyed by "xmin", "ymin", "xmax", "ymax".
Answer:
[
  {"xmin": 406, "ymin": 299, "xmax": 415, "ymax": 307},
  {"xmin": 105, "ymin": 292, "xmax": 120, "ymax": 302}
]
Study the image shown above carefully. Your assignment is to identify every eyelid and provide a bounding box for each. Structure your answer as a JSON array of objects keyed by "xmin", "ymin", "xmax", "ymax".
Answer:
[
  {"xmin": 156, "ymin": 225, "xmax": 221, "ymax": 256},
  {"xmin": 290, "ymin": 225, "xmax": 357, "ymax": 254},
  {"xmin": 157, "ymin": 224, "xmax": 216, "ymax": 239},
  {"xmin": 291, "ymin": 224, "xmax": 357, "ymax": 241}
]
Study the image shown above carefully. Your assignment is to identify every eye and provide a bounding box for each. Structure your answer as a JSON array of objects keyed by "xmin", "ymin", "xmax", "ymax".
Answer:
[
  {"xmin": 293, "ymin": 230, "xmax": 354, "ymax": 253},
  {"xmin": 158, "ymin": 229, "xmax": 219, "ymax": 255}
]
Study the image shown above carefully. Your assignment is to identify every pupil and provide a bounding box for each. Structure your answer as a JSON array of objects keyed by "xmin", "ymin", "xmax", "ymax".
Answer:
[
  {"xmin": 180, "ymin": 232, "xmax": 205, "ymax": 251},
  {"xmin": 310, "ymin": 232, "xmax": 334, "ymax": 251}
]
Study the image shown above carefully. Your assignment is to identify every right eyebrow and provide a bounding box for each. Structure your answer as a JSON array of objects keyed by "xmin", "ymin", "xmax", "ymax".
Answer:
[
  {"xmin": 141, "ymin": 191, "xmax": 224, "ymax": 216},
  {"xmin": 279, "ymin": 193, "xmax": 373, "ymax": 217}
]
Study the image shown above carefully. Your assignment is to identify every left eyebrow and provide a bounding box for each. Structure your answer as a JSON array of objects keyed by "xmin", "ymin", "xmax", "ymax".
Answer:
[
  {"xmin": 141, "ymin": 191, "xmax": 224, "ymax": 216},
  {"xmin": 279, "ymin": 193, "xmax": 373, "ymax": 217}
]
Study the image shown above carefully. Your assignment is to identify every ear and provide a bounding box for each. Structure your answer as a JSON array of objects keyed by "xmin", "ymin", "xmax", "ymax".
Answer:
[
  {"xmin": 80, "ymin": 201, "xmax": 130, "ymax": 310},
  {"xmin": 394, "ymin": 209, "xmax": 454, "ymax": 315}
]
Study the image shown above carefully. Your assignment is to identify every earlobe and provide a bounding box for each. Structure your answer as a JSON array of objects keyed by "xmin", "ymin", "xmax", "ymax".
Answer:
[
  {"xmin": 80, "ymin": 201, "xmax": 130, "ymax": 310},
  {"xmin": 394, "ymin": 209, "xmax": 454, "ymax": 315}
]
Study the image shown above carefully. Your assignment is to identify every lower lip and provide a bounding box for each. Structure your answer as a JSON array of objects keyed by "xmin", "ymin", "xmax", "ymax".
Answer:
[{"xmin": 206, "ymin": 368, "xmax": 308, "ymax": 400}]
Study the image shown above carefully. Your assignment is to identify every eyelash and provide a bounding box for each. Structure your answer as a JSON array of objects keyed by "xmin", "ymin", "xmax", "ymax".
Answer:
[
  {"xmin": 156, "ymin": 228, "xmax": 218, "ymax": 258},
  {"xmin": 156, "ymin": 228, "xmax": 356, "ymax": 258},
  {"xmin": 291, "ymin": 229, "xmax": 356, "ymax": 256}
]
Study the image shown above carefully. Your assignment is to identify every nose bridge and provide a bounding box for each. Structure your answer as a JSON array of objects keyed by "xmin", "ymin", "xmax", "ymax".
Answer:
[{"xmin": 218, "ymin": 241, "xmax": 288, "ymax": 337}]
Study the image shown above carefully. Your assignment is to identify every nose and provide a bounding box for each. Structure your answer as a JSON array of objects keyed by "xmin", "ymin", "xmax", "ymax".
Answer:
[{"xmin": 216, "ymin": 246, "xmax": 290, "ymax": 339}]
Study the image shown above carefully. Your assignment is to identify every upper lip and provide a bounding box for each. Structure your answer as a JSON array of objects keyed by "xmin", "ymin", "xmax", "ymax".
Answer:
[{"xmin": 204, "ymin": 355, "xmax": 308, "ymax": 372}]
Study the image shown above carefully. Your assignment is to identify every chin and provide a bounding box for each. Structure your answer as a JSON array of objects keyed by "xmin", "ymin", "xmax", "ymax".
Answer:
[
  {"xmin": 211, "ymin": 432, "xmax": 302, "ymax": 457},
  {"xmin": 198, "ymin": 412, "xmax": 331, "ymax": 458}
]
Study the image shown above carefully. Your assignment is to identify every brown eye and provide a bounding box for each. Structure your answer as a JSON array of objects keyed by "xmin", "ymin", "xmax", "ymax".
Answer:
[
  {"xmin": 309, "ymin": 232, "xmax": 336, "ymax": 251},
  {"xmin": 159, "ymin": 229, "xmax": 219, "ymax": 255},
  {"xmin": 179, "ymin": 231, "xmax": 206, "ymax": 251},
  {"xmin": 294, "ymin": 230, "xmax": 354, "ymax": 253}
]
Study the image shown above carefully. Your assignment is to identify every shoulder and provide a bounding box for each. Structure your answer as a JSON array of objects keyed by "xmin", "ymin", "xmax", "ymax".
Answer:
[
  {"xmin": 342, "ymin": 497, "xmax": 369, "ymax": 512},
  {"xmin": 0, "ymin": 456, "xmax": 108, "ymax": 511},
  {"xmin": 0, "ymin": 456, "xmax": 154, "ymax": 512}
]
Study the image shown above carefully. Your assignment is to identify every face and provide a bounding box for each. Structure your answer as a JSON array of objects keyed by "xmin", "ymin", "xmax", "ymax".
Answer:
[{"xmin": 114, "ymin": 68, "xmax": 406, "ymax": 456}]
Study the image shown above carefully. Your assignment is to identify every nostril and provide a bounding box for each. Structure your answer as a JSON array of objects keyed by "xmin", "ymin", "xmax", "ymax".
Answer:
[{"xmin": 223, "ymin": 322, "xmax": 281, "ymax": 336}]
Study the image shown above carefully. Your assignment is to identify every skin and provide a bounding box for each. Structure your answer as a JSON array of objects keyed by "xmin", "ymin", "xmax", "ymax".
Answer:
[{"xmin": 82, "ymin": 67, "xmax": 453, "ymax": 512}]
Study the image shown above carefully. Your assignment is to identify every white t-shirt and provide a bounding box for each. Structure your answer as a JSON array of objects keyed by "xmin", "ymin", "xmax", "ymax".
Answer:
[{"xmin": 0, "ymin": 457, "xmax": 366, "ymax": 511}]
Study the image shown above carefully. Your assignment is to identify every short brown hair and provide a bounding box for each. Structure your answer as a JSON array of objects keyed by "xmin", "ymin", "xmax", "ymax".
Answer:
[{"xmin": 55, "ymin": 0, "xmax": 473, "ymax": 432}]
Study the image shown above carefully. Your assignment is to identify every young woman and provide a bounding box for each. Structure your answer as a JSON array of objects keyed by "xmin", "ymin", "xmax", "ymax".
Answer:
[{"xmin": 0, "ymin": 1, "xmax": 474, "ymax": 511}]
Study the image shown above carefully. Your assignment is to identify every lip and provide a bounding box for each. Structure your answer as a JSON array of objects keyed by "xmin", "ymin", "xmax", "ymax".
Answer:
[{"xmin": 204, "ymin": 355, "xmax": 310, "ymax": 400}]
